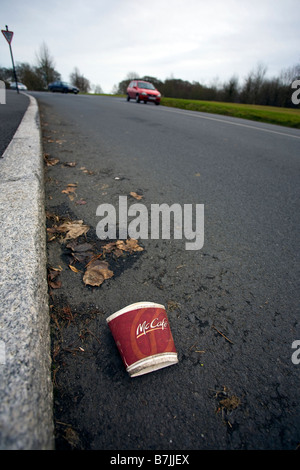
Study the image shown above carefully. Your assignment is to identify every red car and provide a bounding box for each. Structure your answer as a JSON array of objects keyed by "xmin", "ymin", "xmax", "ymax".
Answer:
[{"xmin": 126, "ymin": 80, "xmax": 161, "ymax": 105}]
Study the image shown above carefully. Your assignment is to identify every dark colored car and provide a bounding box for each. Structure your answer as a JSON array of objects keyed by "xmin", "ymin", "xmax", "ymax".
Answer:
[
  {"xmin": 126, "ymin": 80, "xmax": 161, "ymax": 105},
  {"xmin": 48, "ymin": 81, "xmax": 79, "ymax": 94}
]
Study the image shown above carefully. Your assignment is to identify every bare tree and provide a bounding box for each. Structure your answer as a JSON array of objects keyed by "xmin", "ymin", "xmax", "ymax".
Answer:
[
  {"xmin": 126, "ymin": 71, "xmax": 139, "ymax": 80},
  {"xmin": 240, "ymin": 63, "xmax": 267, "ymax": 104},
  {"xmin": 16, "ymin": 62, "xmax": 45, "ymax": 90},
  {"xmin": 93, "ymin": 84, "xmax": 103, "ymax": 94},
  {"xmin": 222, "ymin": 75, "xmax": 240, "ymax": 102},
  {"xmin": 117, "ymin": 72, "xmax": 140, "ymax": 94},
  {"xmin": 36, "ymin": 42, "xmax": 60, "ymax": 87},
  {"xmin": 280, "ymin": 63, "xmax": 300, "ymax": 86},
  {"xmin": 70, "ymin": 67, "xmax": 90, "ymax": 93}
]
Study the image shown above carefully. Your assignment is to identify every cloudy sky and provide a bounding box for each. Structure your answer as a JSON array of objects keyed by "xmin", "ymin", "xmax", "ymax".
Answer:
[{"xmin": 1, "ymin": 0, "xmax": 299, "ymax": 93}]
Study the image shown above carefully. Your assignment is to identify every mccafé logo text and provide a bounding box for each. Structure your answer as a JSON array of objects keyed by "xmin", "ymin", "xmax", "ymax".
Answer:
[{"xmin": 136, "ymin": 317, "xmax": 168, "ymax": 338}]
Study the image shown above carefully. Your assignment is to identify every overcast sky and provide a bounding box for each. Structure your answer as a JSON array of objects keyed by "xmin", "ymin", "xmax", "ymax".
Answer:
[{"xmin": 1, "ymin": 0, "xmax": 299, "ymax": 93}]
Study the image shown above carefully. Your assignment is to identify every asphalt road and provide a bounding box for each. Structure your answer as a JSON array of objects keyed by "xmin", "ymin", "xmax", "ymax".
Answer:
[
  {"xmin": 0, "ymin": 90, "xmax": 29, "ymax": 156},
  {"xmin": 32, "ymin": 92, "xmax": 300, "ymax": 451}
]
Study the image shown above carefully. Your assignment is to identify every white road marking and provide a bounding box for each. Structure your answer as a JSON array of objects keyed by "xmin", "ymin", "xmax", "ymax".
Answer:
[{"xmin": 158, "ymin": 106, "xmax": 300, "ymax": 139}]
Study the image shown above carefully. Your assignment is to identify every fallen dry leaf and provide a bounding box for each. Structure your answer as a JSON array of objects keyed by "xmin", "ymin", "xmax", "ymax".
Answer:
[
  {"xmin": 48, "ymin": 279, "xmax": 61, "ymax": 289},
  {"xmin": 102, "ymin": 241, "xmax": 117, "ymax": 254},
  {"xmin": 62, "ymin": 183, "xmax": 77, "ymax": 194},
  {"xmin": 50, "ymin": 265, "xmax": 63, "ymax": 272},
  {"xmin": 69, "ymin": 264, "xmax": 80, "ymax": 273},
  {"xmin": 54, "ymin": 220, "xmax": 90, "ymax": 240},
  {"xmin": 85, "ymin": 252, "xmax": 102, "ymax": 266},
  {"xmin": 102, "ymin": 238, "xmax": 143, "ymax": 256},
  {"xmin": 48, "ymin": 267, "xmax": 62, "ymax": 289},
  {"xmin": 83, "ymin": 260, "xmax": 114, "ymax": 287},
  {"xmin": 44, "ymin": 153, "xmax": 59, "ymax": 166},
  {"xmin": 116, "ymin": 238, "xmax": 144, "ymax": 253},
  {"xmin": 64, "ymin": 427, "xmax": 80, "ymax": 448},
  {"xmin": 79, "ymin": 166, "xmax": 94, "ymax": 175},
  {"xmin": 67, "ymin": 241, "xmax": 94, "ymax": 252},
  {"xmin": 47, "ymin": 158, "xmax": 59, "ymax": 166},
  {"xmin": 61, "ymin": 184, "xmax": 78, "ymax": 201},
  {"xmin": 46, "ymin": 211, "xmax": 61, "ymax": 223},
  {"xmin": 63, "ymin": 161, "xmax": 77, "ymax": 167},
  {"xmin": 47, "ymin": 230, "xmax": 57, "ymax": 242},
  {"xmin": 129, "ymin": 191, "xmax": 143, "ymax": 200},
  {"xmin": 219, "ymin": 395, "xmax": 241, "ymax": 411},
  {"xmin": 66, "ymin": 241, "xmax": 94, "ymax": 263}
]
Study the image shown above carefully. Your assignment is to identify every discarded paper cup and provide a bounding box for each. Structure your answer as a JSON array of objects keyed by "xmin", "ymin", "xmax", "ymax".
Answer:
[{"xmin": 106, "ymin": 302, "xmax": 178, "ymax": 377}]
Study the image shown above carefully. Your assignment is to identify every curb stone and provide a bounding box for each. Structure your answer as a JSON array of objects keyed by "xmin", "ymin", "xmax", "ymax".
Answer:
[{"xmin": 0, "ymin": 94, "xmax": 54, "ymax": 449}]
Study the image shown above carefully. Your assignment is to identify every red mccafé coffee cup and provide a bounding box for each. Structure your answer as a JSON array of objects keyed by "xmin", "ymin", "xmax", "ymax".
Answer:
[{"xmin": 106, "ymin": 302, "xmax": 178, "ymax": 377}]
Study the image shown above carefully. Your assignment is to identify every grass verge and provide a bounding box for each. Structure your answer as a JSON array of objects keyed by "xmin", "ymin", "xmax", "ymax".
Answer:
[{"xmin": 160, "ymin": 98, "xmax": 300, "ymax": 129}]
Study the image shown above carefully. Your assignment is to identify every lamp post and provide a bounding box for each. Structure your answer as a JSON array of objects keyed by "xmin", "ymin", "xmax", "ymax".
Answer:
[{"xmin": 1, "ymin": 25, "xmax": 19, "ymax": 94}]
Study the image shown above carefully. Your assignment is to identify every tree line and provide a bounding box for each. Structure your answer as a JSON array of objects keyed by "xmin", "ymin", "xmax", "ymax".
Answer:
[
  {"xmin": 117, "ymin": 63, "xmax": 300, "ymax": 108},
  {"xmin": 1, "ymin": 41, "xmax": 299, "ymax": 107},
  {"xmin": 0, "ymin": 42, "xmax": 92, "ymax": 93}
]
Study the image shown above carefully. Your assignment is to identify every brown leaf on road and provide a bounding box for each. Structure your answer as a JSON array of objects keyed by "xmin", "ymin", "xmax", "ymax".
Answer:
[
  {"xmin": 49, "ymin": 279, "xmax": 62, "ymax": 289},
  {"xmin": 67, "ymin": 241, "xmax": 94, "ymax": 252},
  {"xmin": 83, "ymin": 260, "xmax": 114, "ymax": 287},
  {"xmin": 49, "ymin": 265, "xmax": 63, "ymax": 272},
  {"xmin": 62, "ymin": 183, "xmax": 77, "ymax": 194},
  {"xmin": 80, "ymin": 166, "xmax": 94, "ymax": 175},
  {"xmin": 44, "ymin": 153, "xmax": 59, "ymax": 166},
  {"xmin": 129, "ymin": 191, "xmax": 143, "ymax": 200},
  {"xmin": 219, "ymin": 395, "xmax": 241, "ymax": 411},
  {"xmin": 102, "ymin": 238, "xmax": 143, "ymax": 256},
  {"xmin": 69, "ymin": 264, "xmax": 81, "ymax": 273},
  {"xmin": 102, "ymin": 241, "xmax": 117, "ymax": 254},
  {"xmin": 62, "ymin": 183, "xmax": 78, "ymax": 201},
  {"xmin": 46, "ymin": 211, "xmax": 61, "ymax": 223},
  {"xmin": 48, "ymin": 267, "xmax": 62, "ymax": 289},
  {"xmin": 47, "ymin": 230, "xmax": 57, "ymax": 242},
  {"xmin": 54, "ymin": 220, "xmax": 90, "ymax": 240},
  {"xmin": 63, "ymin": 161, "xmax": 77, "ymax": 167},
  {"xmin": 66, "ymin": 241, "xmax": 94, "ymax": 263},
  {"xmin": 116, "ymin": 238, "xmax": 144, "ymax": 253}
]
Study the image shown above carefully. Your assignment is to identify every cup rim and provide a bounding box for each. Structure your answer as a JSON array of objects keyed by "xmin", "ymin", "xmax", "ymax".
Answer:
[
  {"xmin": 106, "ymin": 301, "xmax": 165, "ymax": 323},
  {"xmin": 127, "ymin": 352, "xmax": 178, "ymax": 377}
]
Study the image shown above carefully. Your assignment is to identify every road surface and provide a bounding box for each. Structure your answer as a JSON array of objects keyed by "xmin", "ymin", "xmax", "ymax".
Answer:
[
  {"xmin": 32, "ymin": 92, "xmax": 300, "ymax": 450},
  {"xmin": 0, "ymin": 90, "xmax": 29, "ymax": 156}
]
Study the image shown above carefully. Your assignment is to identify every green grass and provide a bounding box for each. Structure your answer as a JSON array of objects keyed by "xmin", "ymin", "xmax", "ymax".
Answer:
[{"xmin": 160, "ymin": 98, "xmax": 300, "ymax": 129}]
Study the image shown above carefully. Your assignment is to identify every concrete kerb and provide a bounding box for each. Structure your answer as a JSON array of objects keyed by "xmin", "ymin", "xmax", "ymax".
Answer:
[{"xmin": 0, "ymin": 94, "xmax": 54, "ymax": 449}]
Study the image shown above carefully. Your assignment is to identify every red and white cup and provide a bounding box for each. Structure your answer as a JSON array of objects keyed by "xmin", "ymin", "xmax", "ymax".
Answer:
[{"xmin": 106, "ymin": 302, "xmax": 178, "ymax": 377}]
